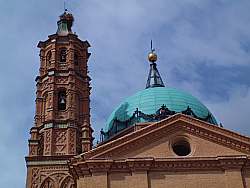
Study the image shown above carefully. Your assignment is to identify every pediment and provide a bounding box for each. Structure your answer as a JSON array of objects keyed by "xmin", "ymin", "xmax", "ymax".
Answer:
[{"xmin": 82, "ymin": 114, "xmax": 250, "ymax": 160}]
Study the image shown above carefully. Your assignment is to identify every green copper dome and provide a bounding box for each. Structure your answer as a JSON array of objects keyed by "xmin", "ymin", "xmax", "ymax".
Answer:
[
  {"xmin": 104, "ymin": 87, "xmax": 217, "ymax": 137},
  {"xmin": 101, "ymin": 42, "xmax": 218, "ymax": 141}
]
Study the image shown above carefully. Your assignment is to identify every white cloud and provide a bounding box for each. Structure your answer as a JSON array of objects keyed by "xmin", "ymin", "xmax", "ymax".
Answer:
[
  {"xmin": 207, "ymin": 86, "xmax": 250, "ymax": 136},
  {"xmin": 73, "ymin": 0, "xmax": 250, "ymax": 137},
  {"xmin": 0, "ymin": 1, "xmax": 250, "ymax": 187}
]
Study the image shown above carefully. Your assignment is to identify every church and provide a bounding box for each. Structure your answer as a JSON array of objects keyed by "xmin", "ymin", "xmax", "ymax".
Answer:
[{"xmin": 25, "ymin": 11, "xmax": 250, "ymax": 188}]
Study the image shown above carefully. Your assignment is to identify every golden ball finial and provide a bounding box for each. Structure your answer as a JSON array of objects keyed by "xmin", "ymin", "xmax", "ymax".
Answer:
[{"xmin": 148, "ymin": 51, "xmax": 157, "ymax": 63}]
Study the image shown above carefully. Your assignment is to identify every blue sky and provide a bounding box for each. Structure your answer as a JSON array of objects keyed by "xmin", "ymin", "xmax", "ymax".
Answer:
[{"xmin": 0, "ymin": 0, "xmax": 250, "ymax": 187}]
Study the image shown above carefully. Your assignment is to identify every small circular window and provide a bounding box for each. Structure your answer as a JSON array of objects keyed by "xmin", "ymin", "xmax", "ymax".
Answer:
[{"xmin": 172, "ymin": 140, "xmax": 191, "ymax": 156}]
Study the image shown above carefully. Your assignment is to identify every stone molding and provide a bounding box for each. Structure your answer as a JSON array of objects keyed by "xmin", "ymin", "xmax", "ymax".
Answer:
[
  {"xmin": 27, "ymin": 160, "xmax": 68, "ymax": 166},
  {"xmin": 26, "ymin": 155, "xmax": 73, "ymax": 166},
  {"xmin": 71, "ymin": 155, "xmax": 250, "ymax": 178}
]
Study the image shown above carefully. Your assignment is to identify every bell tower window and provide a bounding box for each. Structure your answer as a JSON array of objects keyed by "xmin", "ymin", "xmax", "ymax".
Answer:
[
  {"xmin": 58, "ymin": 90, "xmax": 66, "ymax": 111},
  {"xmin": 46, "ymin": 51, "xmax": 52, "ymax": 66},
  {"xmin": 74, "ymin": 52, "xmax": 79, "ymax": 65},
  {"xmin": 60, "ymin": 48, "xmax": 67, "ymax": 63}
]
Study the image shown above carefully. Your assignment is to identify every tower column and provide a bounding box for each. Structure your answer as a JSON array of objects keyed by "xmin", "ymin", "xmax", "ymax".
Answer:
[
  {"xmin": 81, "ymin": 120, "xmax": 92, "ymax": 152},
  {"xmin": 26, "ymin": 10, "xmax": 91, "ymax": 188}
]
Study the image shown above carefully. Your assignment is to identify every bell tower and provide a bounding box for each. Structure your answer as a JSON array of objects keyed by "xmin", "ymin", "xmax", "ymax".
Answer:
[{"xmin": 25, "ymin": 11, "xmax": 92, "ymax": 188}]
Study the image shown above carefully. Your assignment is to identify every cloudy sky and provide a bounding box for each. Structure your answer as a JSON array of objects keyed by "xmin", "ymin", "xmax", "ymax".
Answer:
[{"xmin": 0, "ymin": 0, "xmax": 250, "ymax": 187}]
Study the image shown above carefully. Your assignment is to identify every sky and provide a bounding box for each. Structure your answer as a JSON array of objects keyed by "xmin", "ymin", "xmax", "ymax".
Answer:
[{"xmin": 0, "ymin": 0, "xmax": 250, "ymax": 187}]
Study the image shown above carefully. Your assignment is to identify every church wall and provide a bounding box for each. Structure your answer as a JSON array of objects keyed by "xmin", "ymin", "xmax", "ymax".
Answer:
[
  {"xmin": 108, "ymin": 171, "xmax": 148, "ymax": 188},
  {"xmin": 77, "ymin": 169, "xmax": 248, "ymax": 188},
  {"xmin": 223, "ymin": 169, "xmax": 245, "ymax": 188},
  {"xmin": 74, "ymin": 117, "xmax": 250, "ymax": 188},
  {"xmin": 188, "ymin": 134, "xmax": 245, "ymax": 157},
  {"xmin": 148, "ymin": 170, "xmax": 225, "ymax": 188},
  {"xmin": 108, "ymin": 172, "xmax": 132, "ymax": 188},
  {"xmin": 78, "ymin": 173, "xmax": 108, "ymax": 188}
]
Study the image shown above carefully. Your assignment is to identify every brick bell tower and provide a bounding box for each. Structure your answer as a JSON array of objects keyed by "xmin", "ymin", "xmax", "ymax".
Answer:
[{"xmin": 25, "ymin": 11, "xmax": 92, "ymax": 188}]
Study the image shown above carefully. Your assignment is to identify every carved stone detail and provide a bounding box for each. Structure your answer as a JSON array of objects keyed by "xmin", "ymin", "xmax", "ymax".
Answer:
[
  {"xmin": 39, "ymin": 134, "xmax": 44, "ymax": 155},
  {"xmin": 40, "ymin": 177, "xmax": 55, "ymax": 188},
  {"xmin": 30, "ymin": 166, "xmax": 76, "ymax": 188},
  {"xmin": 68, "ymin": 129, "xmax": 76, "ymax": 155},
  {"xmin": 44, "ymin": 129, "xmax": 52, "ymax": 155},
  {"xmin": 31, "ymin": 168, "xmax": 40, "ymax": 188},
  {"xmin": 61, "ymin": 176, "xmax": 75, "ymax": 188},
  {"xmin": 47, "ymin": 94, "xmax": 53, "ymax": 108},
  {"xmin": 30, "ymin": 145, "xmax": 37, "ymax": 156},
  {"xmin": 56, "ymin": 77, "xmax": 68, "ymax": 84},
  {"xmin": 54, "ymin": 130, "xmax": 67, "ymax": 154},
  {"xmin": 41, "ymin": 79, "xmax": 49, "ymax": 91}
]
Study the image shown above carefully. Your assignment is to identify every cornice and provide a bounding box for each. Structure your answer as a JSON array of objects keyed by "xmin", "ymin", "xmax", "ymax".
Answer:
[
  {"xmin": 179, "ymin": 115, "xmax": 250, "ymax": 143},
  {"xmin": 38, "ymin": 34, "xmax": 89, "ymax": 49},
  {"xmin": 71, "ymin": 156, "xmax": 249, "ymax": 178},
  {"xmin": 180, "ymin": 120, "xmax": 250, "ymax": 155}
]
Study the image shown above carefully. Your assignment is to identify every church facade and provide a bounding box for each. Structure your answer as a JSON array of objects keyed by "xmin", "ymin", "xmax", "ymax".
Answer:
[{"xmin": 26, "ymin": 11, "xmax": 250, "ymax": 188}]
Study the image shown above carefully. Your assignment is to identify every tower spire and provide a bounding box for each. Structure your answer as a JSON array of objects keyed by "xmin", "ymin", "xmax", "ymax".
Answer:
[
  {"xmin": 57, "ymin": 7, "xmax": 74, "ymax": 36},
  {"xmin": 146, "ymin": 40, "xmax": 165, "ymax": 89}
]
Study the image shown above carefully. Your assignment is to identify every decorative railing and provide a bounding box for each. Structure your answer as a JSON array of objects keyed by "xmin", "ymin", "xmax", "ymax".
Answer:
[{"xmin": 99, "ymin": 105, "xmax": 216, "ymax": 142}]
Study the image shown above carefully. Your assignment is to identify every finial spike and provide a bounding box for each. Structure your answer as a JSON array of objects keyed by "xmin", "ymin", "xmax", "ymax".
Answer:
[
  {"xmin": 64, "ymin": 1, "xmax": 67, "ymax": 12},
  {"xmin": 150, "ymin": 40, "xmax": 155, "ymax": 52},
  {"xmin": 151, "ymin": 40, "xmax": 153, "ymax": 52}
]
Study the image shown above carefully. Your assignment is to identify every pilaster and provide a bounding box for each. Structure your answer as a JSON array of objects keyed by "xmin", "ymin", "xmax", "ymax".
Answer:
[
  {"xmin": 225, "ymin": 169, "xmax": 244, "ymax": 188},
  {"xmin": 130, "ymin": 171, "xmax": 148, "ymax": 188}
]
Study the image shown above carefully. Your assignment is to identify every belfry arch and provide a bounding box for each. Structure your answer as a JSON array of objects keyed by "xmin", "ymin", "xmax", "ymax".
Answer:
[{"xmin": 40, "ymin": 177, "xmax": 55, "ymax": 188}]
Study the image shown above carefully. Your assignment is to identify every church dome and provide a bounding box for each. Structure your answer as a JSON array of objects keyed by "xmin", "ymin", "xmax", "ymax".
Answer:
[
  {"xmin": 101, "ymin": 41, "xmax": 217, "ymax": 141},
  {"xmin": 104, "ymin": 87, "xmax": 217, "ymax": 138}
]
